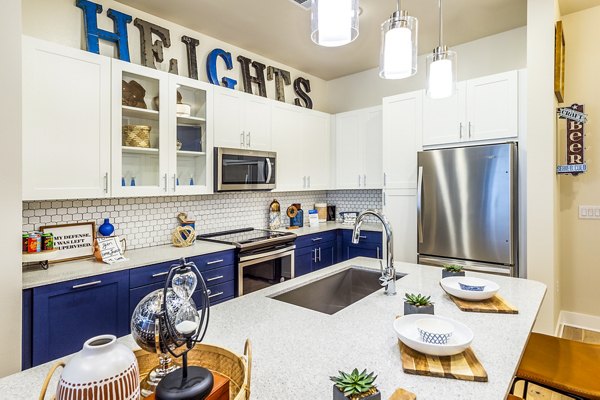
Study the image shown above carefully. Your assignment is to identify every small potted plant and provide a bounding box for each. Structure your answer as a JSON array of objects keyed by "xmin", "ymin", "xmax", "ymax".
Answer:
[
  {"xmin": 442, "ymin": 264, "xmax": 466, "ymax": 279},
  {"xmin": 404, "ymin": 293, "xmax": 434, "ymax": 315},
  {"xmin": 330, "ymin": 368, "xmax": 380, "ymax": 400}
]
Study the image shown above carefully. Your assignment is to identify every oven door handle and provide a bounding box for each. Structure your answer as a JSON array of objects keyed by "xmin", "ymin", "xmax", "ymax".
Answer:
[{"xmin": 239, "ymin": 245, "xmax": 296, "ymax": 264}]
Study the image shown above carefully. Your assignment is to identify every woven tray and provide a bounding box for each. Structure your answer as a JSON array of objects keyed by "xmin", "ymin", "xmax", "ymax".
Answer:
[{"xmin": 399, "ymin": 342, "xmax": 488, "ymax": 382}]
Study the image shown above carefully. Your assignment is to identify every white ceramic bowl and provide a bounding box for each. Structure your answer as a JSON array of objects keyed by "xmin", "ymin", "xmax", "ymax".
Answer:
[
  {"xmin": 440, "ymin": 276, "xmax": 500, "ymax": 301},
  {"xmin": 415, "ymin": 318, "xmax": 454, "ymax": 345},
  {"xmin": 394, "ymin": 314, "xmax": 473, "ymax": 356}
]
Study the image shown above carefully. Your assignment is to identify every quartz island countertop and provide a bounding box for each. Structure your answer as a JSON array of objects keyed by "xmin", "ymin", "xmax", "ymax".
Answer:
[{"xmin": 3, "ymin": 257, "xmax": 545, "ymax": 399}]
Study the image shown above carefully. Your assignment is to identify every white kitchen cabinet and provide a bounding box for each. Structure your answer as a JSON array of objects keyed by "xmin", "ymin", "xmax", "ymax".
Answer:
[
  {"xmin": 383, "ymin": 189, "xmax": 417, "ymax": 263},
  {"xmin": 334, "ymin": 106, "xmax": 383, "ymax": 189},
  {"xmin": 382, "ymin": 90, "xmax": 423, "ymax": 189},
  {"xmin": 422, "ymin": 70, "xmax": 519, "ymax": 147},
  {"xmin": 271, "ymin": 102, "xmax": 330, "ymax": 191},
  {"xmin": 466, "ymin": 70, "xmax": 518, "ymax": 141},
  {"xmin": 22, "ymin": 37, "xmax": 111, "ymax": 200},
  {"xmin": 213, "ymin": 86, "xmax": 271, "ymax": 150},
  {"xmin": 422, "ymin": 82, "xmax": 467, "ymax": 146}
]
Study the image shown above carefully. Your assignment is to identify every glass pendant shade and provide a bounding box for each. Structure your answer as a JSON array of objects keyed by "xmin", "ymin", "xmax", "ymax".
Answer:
[
  {"xmin": 379, "ymin": 11, "xmax": 418, "ymax": 79},
  {"xmin": 426, "ymin": 47, "xmax": 457, "ymax": 99},
  {"xmin": 311, "ymin": 0, "xmax": 359, "ymax": 47}
]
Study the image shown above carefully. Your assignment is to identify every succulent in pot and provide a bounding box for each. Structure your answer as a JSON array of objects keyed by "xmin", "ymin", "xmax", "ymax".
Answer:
[
  {"xmin": 330, "ymin": 369, "xmax": 381, "ymax": 400},
  {"xmin": 442, "ymin": 264, "xmax": 466, "ymax": 278},
  {"xmin": 404, "ymin": 293, "xmax": 434, "ymax": 315}
]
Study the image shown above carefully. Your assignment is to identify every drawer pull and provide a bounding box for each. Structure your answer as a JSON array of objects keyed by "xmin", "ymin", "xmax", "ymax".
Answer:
[
  {"xmin": 208, "ymin": 291, "xmax": 224, "ymax": 299},
  {"xmin": 72, "ymin": 280, "xmax": 102, "ymax": 289},
  {"xmin": 206, "ymin": 275, "xmax": 224, "ymax": 282},
  {"xmin": 206, "ymin": 259, "xmax": 224, "ymax": 265},
  {"xmin": 359, "ymin": 235, "xmax": 367, "ymax": 239},
  {"xmin": 311, "ymin": 238, "xmax": 322, "ymax": 242},
  {"xmin": 151, "ymin": 272, "xmax": 169, "ymax": 278}
]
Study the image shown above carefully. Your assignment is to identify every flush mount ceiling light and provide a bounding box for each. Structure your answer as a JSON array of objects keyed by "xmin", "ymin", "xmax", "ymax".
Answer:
[
  {"xmin": 379, "ymin": 0, "xmax": 418, "ymax": 79},
  {"xmin": 426, "ymin": 0, "xmax": 457, "ymax": 99},
  {"xmin": 311, "ymin": 0, "xmax": 360, "ymax": 47}
]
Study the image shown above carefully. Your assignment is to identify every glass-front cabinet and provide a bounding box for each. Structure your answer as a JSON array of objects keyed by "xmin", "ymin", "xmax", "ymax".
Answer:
[{"xmin": 111, "ymin": 60, "xmax": 212, "ymax": 197}]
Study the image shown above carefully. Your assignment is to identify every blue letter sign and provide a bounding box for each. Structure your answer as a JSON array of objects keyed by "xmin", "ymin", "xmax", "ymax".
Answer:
[
  {"xmin": 206, "ymin": 49, "xmax": 237, "ymax": 89},
  {"xmin": 76, "ymin": 0, "xmax": 132, "ymax": 62}
]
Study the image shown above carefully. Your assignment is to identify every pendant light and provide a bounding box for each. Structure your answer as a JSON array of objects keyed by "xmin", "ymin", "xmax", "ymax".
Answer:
[
  {"xmin": 311, "ymin": 0, "xmax": 360, "ymax": 47},
  {"xmin": 426, "ymin": 0, "xmax": 457, "ymax": 99},
  {"xmin": 379, "ymin": 0, "xmax": 418, "ymax": 79}
]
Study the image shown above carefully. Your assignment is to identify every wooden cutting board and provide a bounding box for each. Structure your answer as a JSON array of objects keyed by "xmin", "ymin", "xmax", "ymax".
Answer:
[
  {"xmin": 448, "ymin": 293, "xmax": 519, "ymax": 314},
  {"xmin": 399, "ymin": 342, "xmax": 488, "ymax": 382}
]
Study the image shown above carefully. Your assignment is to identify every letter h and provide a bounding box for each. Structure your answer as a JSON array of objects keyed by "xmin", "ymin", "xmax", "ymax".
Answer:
[{"xmin": 76, "ymin": 0, "xmax": 132, "ymax": 62}]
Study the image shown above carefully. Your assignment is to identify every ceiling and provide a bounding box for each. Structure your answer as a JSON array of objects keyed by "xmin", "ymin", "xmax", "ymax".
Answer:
[
  {"xmin": 559, "ymin": 0, "xmax": 600, "ymax": 15},
  {"xmin": 116, "ymin": 0, "xmax": 527, "ymax": 81}
]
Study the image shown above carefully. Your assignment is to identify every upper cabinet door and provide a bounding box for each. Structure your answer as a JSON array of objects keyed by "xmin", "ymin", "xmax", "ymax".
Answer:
[
  {"xmin": 22, "ymin": 37, "xmax": 111, "ymax": 200},
  {"xmin": 304, "ymin": 110, "xmax": 331, "ymax": 190},
  {"xmin": 466, "ymin": 70, "xmax": 518, "ymax": 141},
  {"xmin": 335, "ymin": 111, "xmax": 362, "ymax": 189},
  {"xmin": 213, "ymin": 86, "xmax": 244, "ymax": 149},
  {"xmin": 382, "ymin": 90, "xmax": 423, "ymax": 189},
  {"xmin": 361, "ymin": 107, "xmax": 383, "ymax": 189},
  {"xmin": 271, "ymin": 103, "xmax": 304, "ymax": 191},
  {"xmin": 168, "ymin": 75, "xmax": 213, "ymax": 195},
  {"xmin": 111, "ymin": 60, "xmax": 170, "ymax": 197},
  {"xmin": 422, "ymin": 82, "xmax": 467, "ymax": 146},
  {"xmin": 243, "ymin": 94, "xmax": 272, "ymax": 150}
]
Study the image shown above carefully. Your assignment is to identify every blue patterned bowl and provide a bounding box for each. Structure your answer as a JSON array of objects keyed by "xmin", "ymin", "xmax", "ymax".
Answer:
[
  {"xmin": 416, "ymin": 318, "xmax": 454, "ymax": 345},
  {"xmin": 458, "ymin": 278, "xmax": 487, "ymax": 292}
]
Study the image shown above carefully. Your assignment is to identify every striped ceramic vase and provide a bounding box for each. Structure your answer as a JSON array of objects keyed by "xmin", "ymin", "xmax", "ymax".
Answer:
[{"xmin": 56, "ymin": 335, "xmax": 140, "ymax": 400}]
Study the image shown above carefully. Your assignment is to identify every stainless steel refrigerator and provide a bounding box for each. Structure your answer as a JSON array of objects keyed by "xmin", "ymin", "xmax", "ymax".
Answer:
[{"xmin": 417, "ymin": 143, "xmax": 518, "ymax": 276}]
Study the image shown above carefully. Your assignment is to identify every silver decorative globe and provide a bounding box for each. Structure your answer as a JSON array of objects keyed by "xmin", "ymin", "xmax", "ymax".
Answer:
[{"xmin": 130, "ymin": 288, "xmax": 197, "ymax": 354}]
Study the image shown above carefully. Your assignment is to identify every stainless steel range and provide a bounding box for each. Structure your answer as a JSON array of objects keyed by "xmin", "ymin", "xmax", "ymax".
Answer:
[{"xmin": 198, "ymin": 228, "xmax": 296, "ymax": 295}]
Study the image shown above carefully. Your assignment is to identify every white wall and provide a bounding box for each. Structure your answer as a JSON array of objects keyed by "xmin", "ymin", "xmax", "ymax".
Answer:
[
  {"xmin": 0, "ymin": 0, "xmax": 23, "ymax": 376},
  {"xmin": 21, "ymin": 0, "xmax": 330, "ymax": 112},
  {"xmin": 524, "ymin": 0, "xmax": 561, "ymax": 334},
  {"xmin": 326, "ymin": 27, "xmax": 527, "ymax": 113}
]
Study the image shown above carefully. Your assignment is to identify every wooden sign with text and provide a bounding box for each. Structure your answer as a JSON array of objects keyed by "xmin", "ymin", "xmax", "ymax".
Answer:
[{"xmin": 557, "ymin": 104, "xmax": 587, "ymax": 175}]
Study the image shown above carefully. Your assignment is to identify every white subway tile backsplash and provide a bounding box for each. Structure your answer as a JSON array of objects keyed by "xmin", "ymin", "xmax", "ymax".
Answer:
[{"xmin": 23, "ymin": 190, "xmax": 381, "ymax": 250}]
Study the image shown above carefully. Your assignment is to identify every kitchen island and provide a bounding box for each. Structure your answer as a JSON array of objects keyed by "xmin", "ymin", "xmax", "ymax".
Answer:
[{"xmin": 1, "ymin": 257, "xmax": 545, "ymax": 399}]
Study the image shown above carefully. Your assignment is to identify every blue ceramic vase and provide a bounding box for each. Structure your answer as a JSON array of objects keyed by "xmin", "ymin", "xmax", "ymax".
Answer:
[{"xmin": 98, "ymin": 218, "xmax": 115, "ymax": 237}]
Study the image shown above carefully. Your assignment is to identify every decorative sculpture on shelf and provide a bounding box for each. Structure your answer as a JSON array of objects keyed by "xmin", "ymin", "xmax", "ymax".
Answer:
[{"xmin": 122, "ymin": 79, "xmax": 147, "ymax": 109}]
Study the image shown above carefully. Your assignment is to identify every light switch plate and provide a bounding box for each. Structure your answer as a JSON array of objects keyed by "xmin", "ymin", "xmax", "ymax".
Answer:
[{"xmin": 579, "ymin": 205, "xmax": 600, "ymax": 219}]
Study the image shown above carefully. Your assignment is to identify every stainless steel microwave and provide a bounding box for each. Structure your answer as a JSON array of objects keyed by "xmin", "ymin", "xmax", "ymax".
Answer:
[{"xmin": 215, "ymin": 148, "xmax": 276, "ymax": 192}]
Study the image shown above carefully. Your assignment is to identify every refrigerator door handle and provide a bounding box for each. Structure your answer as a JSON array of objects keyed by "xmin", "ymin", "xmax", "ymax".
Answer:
[{"xmin": 417, "ymin": 166, "xmax": 424, "ymax": 244}]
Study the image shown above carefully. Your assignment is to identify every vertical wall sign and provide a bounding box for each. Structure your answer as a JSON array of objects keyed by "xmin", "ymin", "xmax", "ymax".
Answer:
[
  {"xmin": 206, "ymin": 49, "xmax": 238, "ymax": 89},
  {"xmin": 267, "ymin": 66, "xmax": 292, "ymax": 102},
  {"xmin": 75, "ymin": 0, "xmax": 132, "ymax": 62},
  {"xmin": 557, "ymin": 103, "xmax": 587, "ymax": 175},
  {"xmin": 294, "ymin": 77, "xmax": 313, "ymax": 109}
]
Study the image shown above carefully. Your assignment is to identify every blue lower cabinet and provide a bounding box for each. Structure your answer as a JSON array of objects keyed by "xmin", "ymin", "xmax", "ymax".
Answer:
[
  {"xmin": 32, "ymin": 271, "xmax": 129, "ymax": 367},
  {"xmin": 295, "ymin": 247, "xmax": 314, "ymax": 277},
  {"xmin": 341, "ymin": 230, "xmax": 383, "ymax": 261},
  {"xmin": 295, "ymin": 240, "xmax": 336, "ymax": 276},
  {"xmin": 201, "ymin": 281, "xmax": 236, "ymax": 306},
  {"xmin": 22, "ymin": 289, "xmax": 32, "ymax": 370},
  {"xmin": 314, "ymin": 241, "xmax": 335, "ymax": 271}
]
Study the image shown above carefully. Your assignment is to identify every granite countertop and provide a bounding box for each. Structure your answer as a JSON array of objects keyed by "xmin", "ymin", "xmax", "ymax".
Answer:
[
  {"xmin": 22, "ymin": 241, "xmax": 235, "ymax": 289},
  {"xmin": 4, "ymin": 257, "xmax": 546, "ymax": 400}
]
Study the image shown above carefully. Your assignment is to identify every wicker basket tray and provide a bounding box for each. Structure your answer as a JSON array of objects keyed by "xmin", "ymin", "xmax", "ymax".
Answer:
[
  {"xmin": 123, "ymin": 125, "xmax": 151, "ymax": 148},
  {"xmin": 136, "ymin": 340, "xmax": 252, "ymax": 400}
]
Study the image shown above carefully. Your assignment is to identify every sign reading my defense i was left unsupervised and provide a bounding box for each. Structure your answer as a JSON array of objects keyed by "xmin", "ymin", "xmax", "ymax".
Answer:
[
  {"xmin": 557, "ymin": 103, "xmax": 588, "ymax": 175},
  {"xmin": 75, "ymin": 0, "xmax": 314, "ymax": 109}
]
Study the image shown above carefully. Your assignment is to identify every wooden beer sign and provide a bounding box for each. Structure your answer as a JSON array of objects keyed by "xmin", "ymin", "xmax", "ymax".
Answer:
[{"xmin": 557, "ymin": 104, "xmax": 587, "ymax": 175}]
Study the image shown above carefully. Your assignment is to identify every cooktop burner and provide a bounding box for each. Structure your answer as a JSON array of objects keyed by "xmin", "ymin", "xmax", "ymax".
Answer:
[{"xmin": 197, "ymin": 228, "xmax": 296, "ymax": 249}]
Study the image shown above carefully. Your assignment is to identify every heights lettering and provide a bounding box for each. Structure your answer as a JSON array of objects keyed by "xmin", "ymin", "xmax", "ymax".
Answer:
[{"xmin": 75, "ymin": 0, "xmax": 313, "ymax": 109}]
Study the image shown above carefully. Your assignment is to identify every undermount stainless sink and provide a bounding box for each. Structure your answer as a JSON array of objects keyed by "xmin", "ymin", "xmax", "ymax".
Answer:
[{"xmin": 270, "ymin": 267, "xmax": 406, "ymax": 315}]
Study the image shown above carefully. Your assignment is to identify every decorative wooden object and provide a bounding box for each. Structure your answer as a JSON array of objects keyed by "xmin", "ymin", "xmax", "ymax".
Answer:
[
  {"xmin": 172, "ymin": 225, "xmax": 196, "ymax": 247},
  {"xmin": 399, "ymin": 342, "xmax": 488, "ymax": 382},
  {"xmin": 389, "ymin": 388, "xmax": 417, "ymax": 400},
  {"xmin": 447, "ymin": 293, "xmax": 519, "ymax": 314},
  {"xmin": 554, "ymin": 20, "xmax": 565, "ymax": 103},
  {"xmin": 122, "ymin": 80, "xmax": 147, "ymax": 109}
]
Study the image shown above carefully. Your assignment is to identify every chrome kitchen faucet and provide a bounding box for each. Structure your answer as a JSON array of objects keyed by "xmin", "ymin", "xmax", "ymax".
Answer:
[{"xmin": 352, "ymin": 210, "xmax": 397, "ymax": 296}]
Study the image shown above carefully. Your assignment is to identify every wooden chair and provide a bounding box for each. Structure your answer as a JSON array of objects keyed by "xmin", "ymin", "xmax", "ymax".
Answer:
[{"xmin": 511, "ymin": 332, "xmax": 600, "ymax": 400}]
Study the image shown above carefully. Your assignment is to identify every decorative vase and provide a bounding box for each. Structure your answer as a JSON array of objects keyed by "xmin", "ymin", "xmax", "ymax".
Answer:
[
  {"xmin": 56, "ymin": 335, "xmax": 140, "ymax": 400},
  {"xmin": 98, "ymin": 218, "xmax": 115, "ymax": 237},
  {"xmin": 442, "ymin": 270, "xmax": 466, "ymax": 279},
  {"xmin": 333, "ymin": 386, "xmax": 381, "ymax": 400},
  {"xmin": 404, "ymin": 302, "xmax": 434, "ymax": 316}
]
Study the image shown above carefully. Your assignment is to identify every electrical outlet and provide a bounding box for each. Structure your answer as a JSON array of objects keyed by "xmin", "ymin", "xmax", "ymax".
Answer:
[{"xmin": 579, "ymin": 205, "xmax": 600, "ymax": 219}]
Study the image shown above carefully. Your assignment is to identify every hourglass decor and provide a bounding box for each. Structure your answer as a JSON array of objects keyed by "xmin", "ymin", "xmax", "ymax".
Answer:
[{"xmin": 155, "ymin": 258, "xmax": 213, "ymax": 400}]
